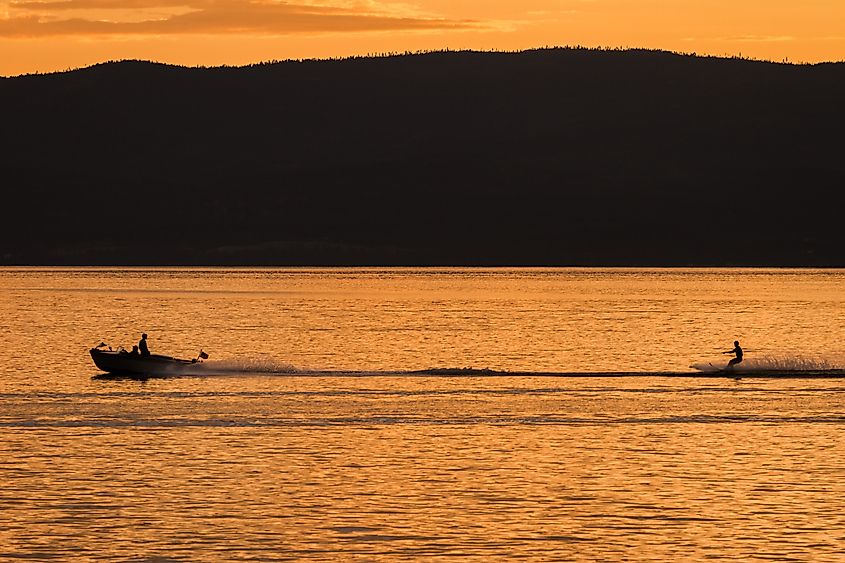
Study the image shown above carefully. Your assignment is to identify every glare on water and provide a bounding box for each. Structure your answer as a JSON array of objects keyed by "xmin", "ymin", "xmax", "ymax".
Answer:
[{"xmin": 1, "ymin": 268, "xmax": 844, "ymax": 560}]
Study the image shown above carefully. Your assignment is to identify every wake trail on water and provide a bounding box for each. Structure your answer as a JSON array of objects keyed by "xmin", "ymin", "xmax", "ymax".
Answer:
[
  {"xmin": 188, "ymin": 357, "xmax": 300, "ymax": 375},
  {"xmin": 170, "ymin": 353, "xmax": 845, "ymax": 379},
  {"xmin": 175, "ymin": 359, "xmax": 522, "ymax": 378}
]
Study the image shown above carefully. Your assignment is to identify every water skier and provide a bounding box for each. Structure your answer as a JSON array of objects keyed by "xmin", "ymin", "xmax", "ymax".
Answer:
[{"xmin": 723, "ymin": 340, "xmax": 743, "ymax": 369}]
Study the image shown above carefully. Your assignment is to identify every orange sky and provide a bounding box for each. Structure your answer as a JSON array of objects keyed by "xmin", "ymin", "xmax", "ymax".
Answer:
[{"xmin": 2, "ymin": 0, "xmax": 845, "ymax": 76}]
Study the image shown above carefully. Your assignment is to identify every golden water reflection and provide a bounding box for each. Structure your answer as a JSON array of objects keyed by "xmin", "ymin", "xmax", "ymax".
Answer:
[
  {"xmin": 1, "ymin": 268, "xmax": 844, "ymax": 560},
  {"xmin": 2, "ymin": 377, "xmax": 845, "ymax": 560},
  {"xmin": 1, "ymin": 268, "xmax": 843, "ymax": 381}
]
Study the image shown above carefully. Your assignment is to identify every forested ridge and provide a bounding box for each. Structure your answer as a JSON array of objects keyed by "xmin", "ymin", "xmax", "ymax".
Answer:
[{"xmin": 2, "ymin": 48, "xmax": 843, "ymax": 265}]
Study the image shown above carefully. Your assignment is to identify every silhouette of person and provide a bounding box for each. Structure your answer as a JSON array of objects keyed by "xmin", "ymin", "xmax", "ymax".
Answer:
[
  {"xmin": 138, "ymin": 333, "xmax": 150, "ymax": 356},
  {"xmin": 724, "ymin": 340, "xmax": 743, "ymax": 369},
  {"xmin": 130, "ymin": 345, "xmax": 139, "ymax": 355}
]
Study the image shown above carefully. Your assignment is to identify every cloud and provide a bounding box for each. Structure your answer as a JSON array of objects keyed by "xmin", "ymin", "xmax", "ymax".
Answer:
[
  {"xmin": 10, "ymin": 0, "xmax": 198, "ymax": 9},
  {"xmin": 722, "ymin": 35, "xmax": 795, "ymax": 43},
  {"xmin": 0, "ymin": 0, "xmax": 477, "ymax": 38}
]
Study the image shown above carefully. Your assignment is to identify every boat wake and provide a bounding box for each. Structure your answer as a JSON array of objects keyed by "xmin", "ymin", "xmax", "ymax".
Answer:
[
  {"xmin": 690, "ymin": 355, "xmax": 842, "ymax": 374},
  {"xmin": 191, "ymin": 357, "xmax": 300, "ymax": 375}
]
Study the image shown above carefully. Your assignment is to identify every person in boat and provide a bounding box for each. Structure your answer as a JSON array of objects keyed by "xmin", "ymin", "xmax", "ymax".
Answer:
[
  {"xmin": 138, "ymin": 333, "xmax": 150, "ymax": 356},
  {"xmin": 723, "ymin": 340, "xmax": 743, "ymax": 369}
]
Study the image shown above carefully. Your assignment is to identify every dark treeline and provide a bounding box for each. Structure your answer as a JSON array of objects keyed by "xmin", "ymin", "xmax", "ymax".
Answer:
[{"xmin": 1, "ymin": 48, "xmax": 843, "ymax": 265}]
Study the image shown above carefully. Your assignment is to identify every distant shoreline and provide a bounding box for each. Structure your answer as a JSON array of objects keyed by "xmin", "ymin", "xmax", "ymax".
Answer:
[{"xmin": 4, "ymin": 46, "xmax": 845, "ymax": 80}]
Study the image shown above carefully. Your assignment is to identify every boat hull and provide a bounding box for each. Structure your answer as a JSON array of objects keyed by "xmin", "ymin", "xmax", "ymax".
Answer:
[{"xmin": 90, "ymin": 349, "xmax": 198, "ymax": 376}]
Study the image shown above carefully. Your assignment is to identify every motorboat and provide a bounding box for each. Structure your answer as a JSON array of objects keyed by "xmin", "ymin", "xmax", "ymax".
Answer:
[{"xmin": 90, "ymin": 345, "xmax": 207, "ymax": 376}]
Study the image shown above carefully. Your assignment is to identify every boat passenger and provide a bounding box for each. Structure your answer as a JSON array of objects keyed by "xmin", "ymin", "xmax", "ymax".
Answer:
[
  {"xmin": 130, "ymin": 345, "xmax": 139, "ymax": 355},
  {"xmin": 139, "ymin": 333, "xmax": 150, "ymax": 356}
]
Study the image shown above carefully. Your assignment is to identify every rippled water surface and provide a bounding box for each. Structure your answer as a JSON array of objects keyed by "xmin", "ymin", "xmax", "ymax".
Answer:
[{"xmin": 1, "ymin": 268, "xmax": 844, "ymax": 560}]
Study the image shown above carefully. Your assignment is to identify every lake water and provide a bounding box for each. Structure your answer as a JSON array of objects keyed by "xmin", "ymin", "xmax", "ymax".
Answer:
[{"xmin": 1, "ymin": 268, "xmax": 844, "ymax": 560}]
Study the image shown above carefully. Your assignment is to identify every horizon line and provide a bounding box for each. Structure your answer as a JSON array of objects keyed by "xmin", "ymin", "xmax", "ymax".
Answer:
[{"xmin": 4, "ymin": 44, "xmax": 844, "ymax": 79}]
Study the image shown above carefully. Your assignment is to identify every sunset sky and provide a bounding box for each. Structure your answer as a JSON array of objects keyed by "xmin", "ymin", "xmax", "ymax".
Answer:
[{"xmin": 2, "ymin": 0, "xmax": 845, "ymax": 76}]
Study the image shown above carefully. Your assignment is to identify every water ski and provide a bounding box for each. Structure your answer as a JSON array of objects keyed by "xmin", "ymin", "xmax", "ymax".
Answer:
[{"xmin": 706, "ymin": 362, "xmax": 742, "ymax": 379}]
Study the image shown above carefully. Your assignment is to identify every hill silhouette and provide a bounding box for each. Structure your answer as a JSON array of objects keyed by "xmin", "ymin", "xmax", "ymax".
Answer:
[{"xmin": 1, "ymin": 48, "xmax": 843, "ymax": 266}]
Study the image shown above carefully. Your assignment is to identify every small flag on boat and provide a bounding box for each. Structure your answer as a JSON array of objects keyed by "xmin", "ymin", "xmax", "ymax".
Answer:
[{"xmin": 198, "ymin": 350, "xmax": 209, "ymax": 360}]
